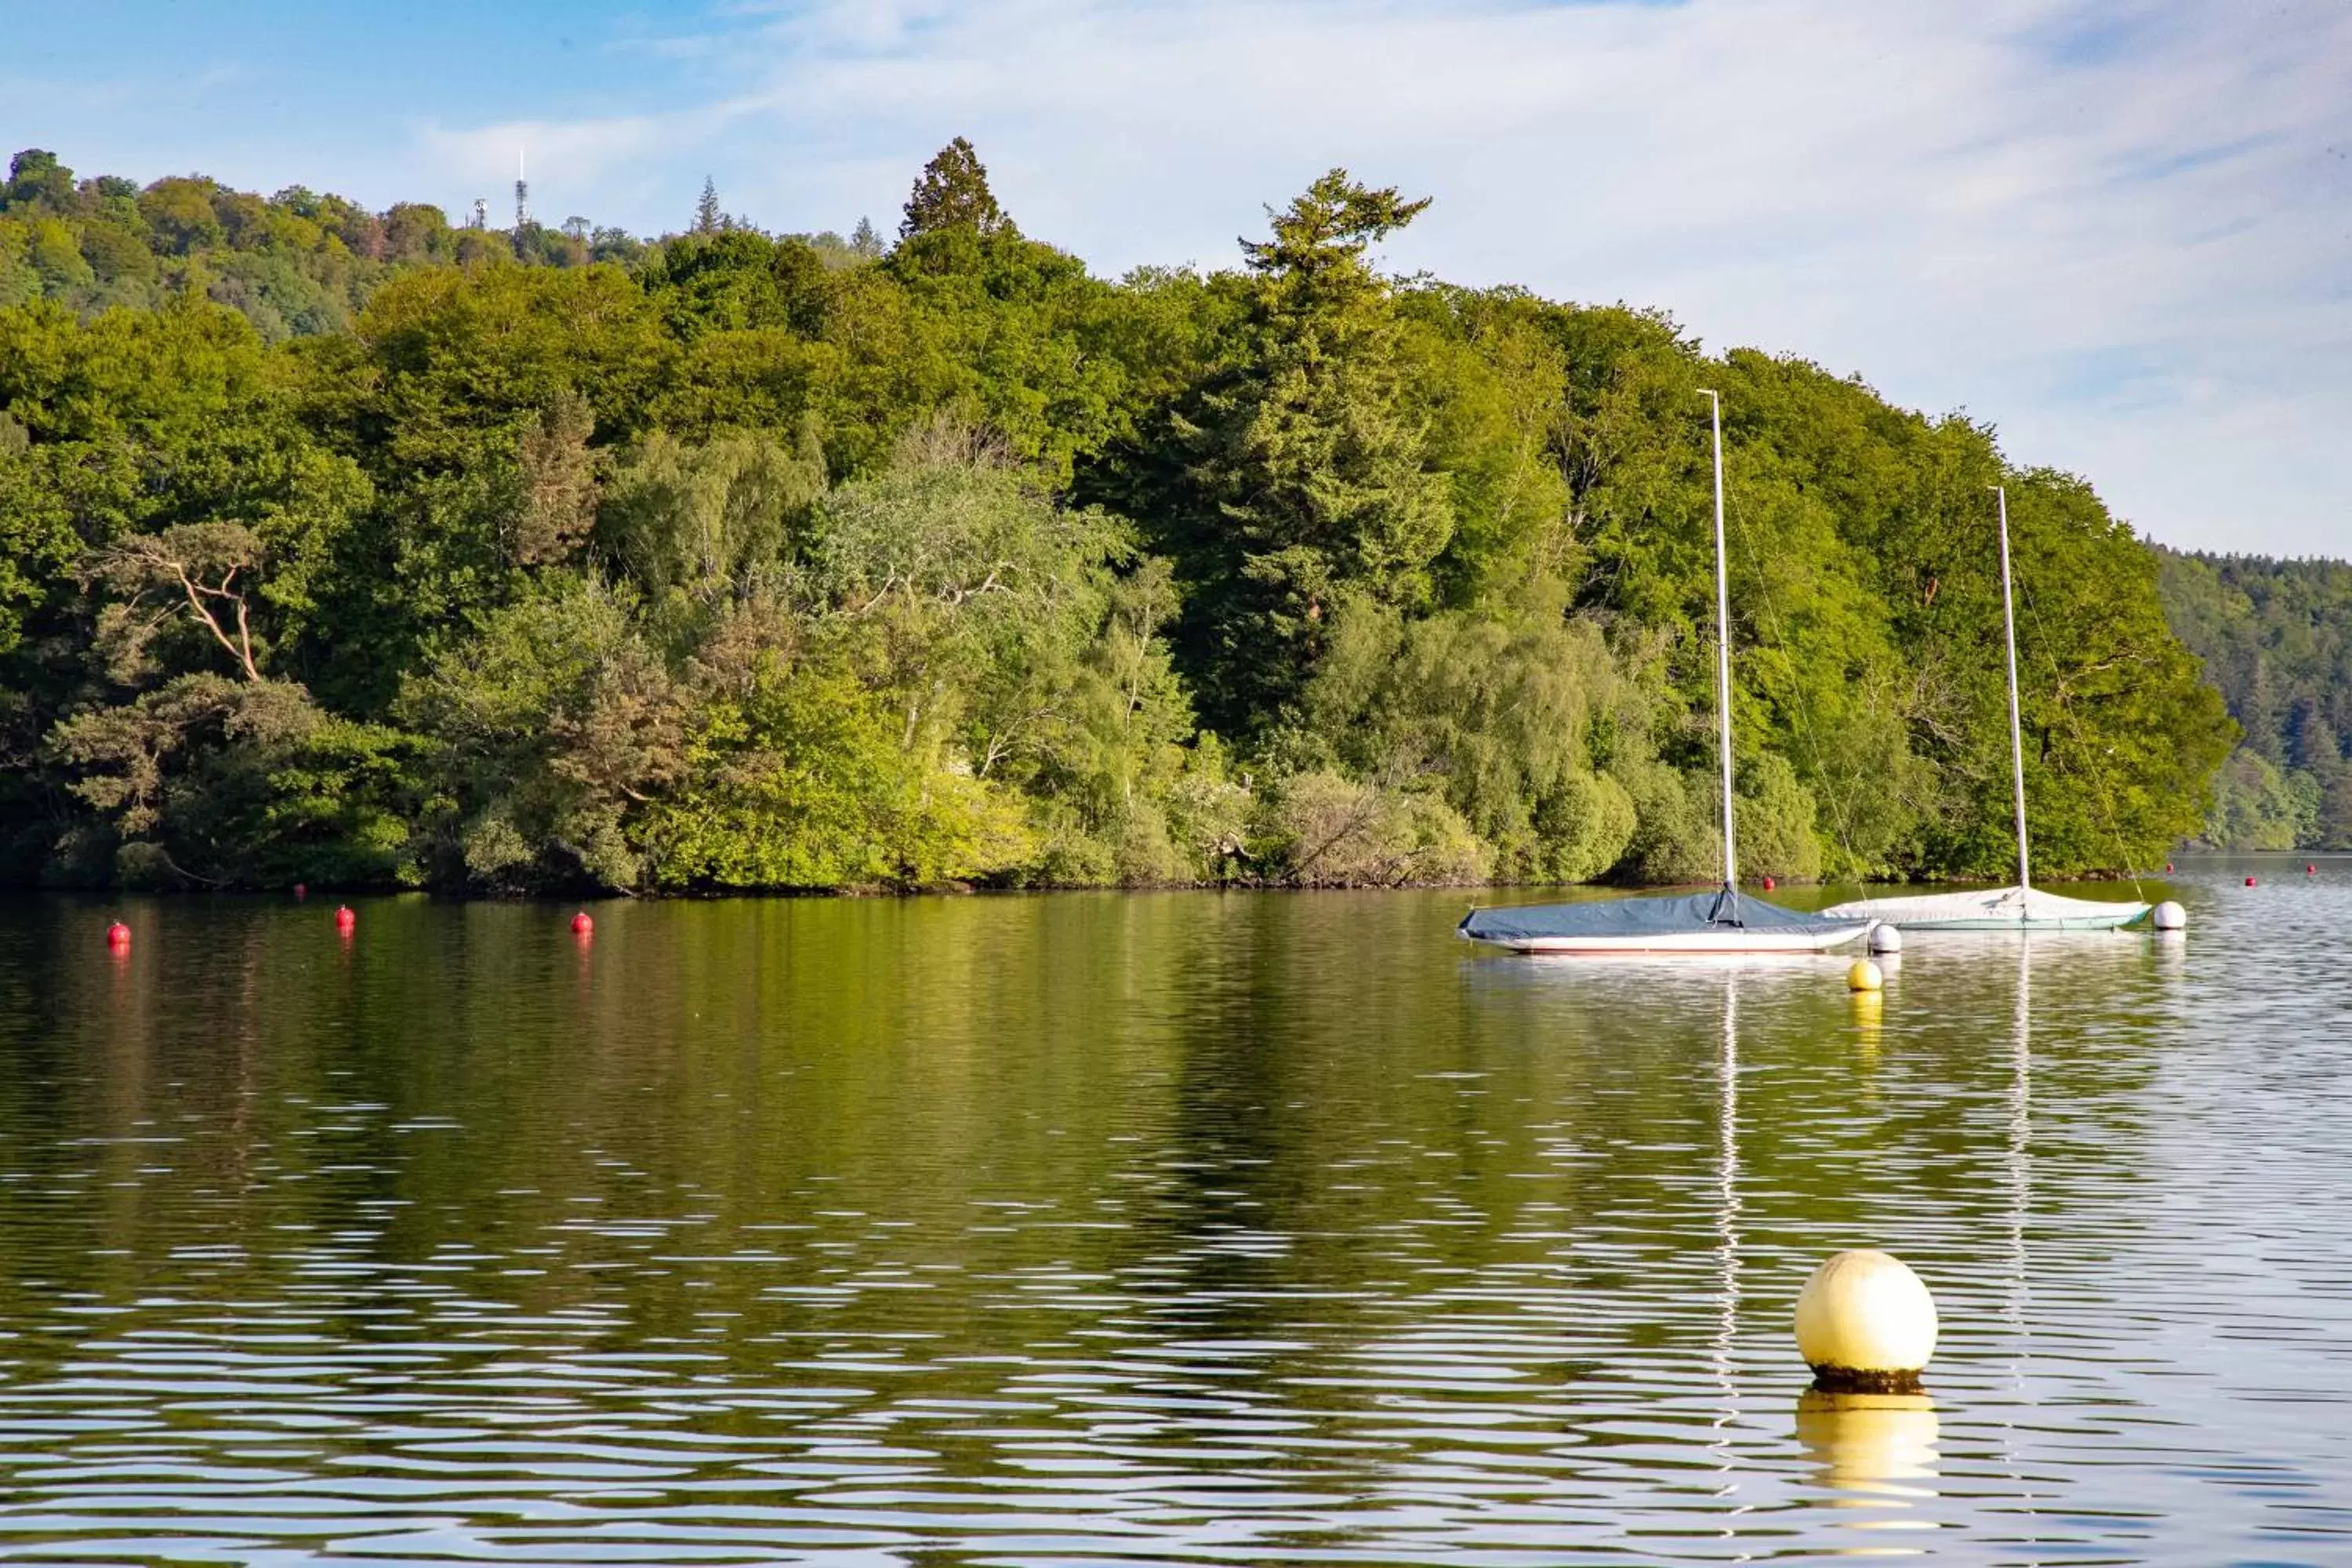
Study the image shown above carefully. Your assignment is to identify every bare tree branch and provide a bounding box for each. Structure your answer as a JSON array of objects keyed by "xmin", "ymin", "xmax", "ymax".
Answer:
[{"xmin": 93, "ymin": 528, "xmax": 267, "ymax": 684}]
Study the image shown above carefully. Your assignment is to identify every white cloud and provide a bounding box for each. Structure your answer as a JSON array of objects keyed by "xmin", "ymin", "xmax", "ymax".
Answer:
[{"xmin": 408, "ymin": 0, "xmax": 2350, "ymax": 555}]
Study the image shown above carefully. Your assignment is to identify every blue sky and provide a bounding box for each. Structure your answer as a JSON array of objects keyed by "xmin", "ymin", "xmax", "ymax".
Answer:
[{"xmin": 9, "ymin": 0, "xmax": 2348, "ymax": 557}]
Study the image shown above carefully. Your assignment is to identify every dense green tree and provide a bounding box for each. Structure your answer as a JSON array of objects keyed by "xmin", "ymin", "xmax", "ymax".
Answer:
[
  {"xmin": 383, "ymin": 202, "xmax": 452, "ymax": 261},
  {"xmin": 138, "ymin": 176, "xmax": 227, "ymax": 254},
  {"xmin": 2161, "ymin": 550, "xmax": 2352, "ymax": 847},
  {"xmin": 638, "ymin": 230, "xmax": 832, "ymax": 339},
  {"xmin": 1290, "ymin": 583, "xmax": 1642, "ymax": 881},
  {"xmin": 1144, "ymin": 171, "xmax": 1454, "ymax": 736},
  {"xmin": 644, "ymin": 655, "xmax": 1035, "ymax": 891},
  {"xmin": 598, "ymin": 426, "xmax": 826, "ymax": 611},
  {"xmin": 899, "ymin": 137, "xmax": 1013, "ymax": 241},
  {"xmin": 45, "ymin": 672, "xmax": 416, "ymax": 887},
  {"xmin": 0, "ymin": 146, "xmax": 2263, "ymax": 893},
  {"xmin": 397, "ymin": 572, "xmax": 684, "ymax": 891},
  {"xmin": 1, "ymin": 150, "xmax": 74, "ymax": 213},
  {"xmin": 0, "ymin": 296, "xmax": 390, "ymax": 884}
]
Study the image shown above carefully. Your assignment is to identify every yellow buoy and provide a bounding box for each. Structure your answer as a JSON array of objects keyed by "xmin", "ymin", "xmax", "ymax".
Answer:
[
  {"xmin": 1846, "ymin": 959, "xmax": 1883, "ymax": 993},
  {"xmin": 1795, "ymin": 1249, "xmax": 1937, "ymax": 1392}
]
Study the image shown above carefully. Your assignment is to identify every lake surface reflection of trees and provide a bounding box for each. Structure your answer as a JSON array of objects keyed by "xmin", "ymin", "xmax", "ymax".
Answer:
[{"xmin": 0, "ymin": 881, "xmax": 2337, "ymax": 1564}]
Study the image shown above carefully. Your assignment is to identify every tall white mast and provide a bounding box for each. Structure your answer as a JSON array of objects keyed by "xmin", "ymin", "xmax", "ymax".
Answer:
[
  {"xmin": 1701, "ymin": 390, "xmax": 1737, "ymax": 896},
  {"xmin": 1994, "ymin": 485, "xmax": 2031, "ymax": 895}
]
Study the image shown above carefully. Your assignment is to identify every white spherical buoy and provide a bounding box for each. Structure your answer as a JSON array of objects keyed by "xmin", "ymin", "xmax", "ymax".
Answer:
[
  {"xmin": 1795, "ymin": 1249, "xmax": 1938, "ymax": 1392},
  {"xmin": 1867, "ymin": 923, "xmax": 1903, "ymax": 955},
  {"xmin": 2151, "ymin": 900, "xmax": 2187, "ymax": 931},
  {"xmin": 1846, "ymin": 959, "xmax": 1883, "ymax": 994}
]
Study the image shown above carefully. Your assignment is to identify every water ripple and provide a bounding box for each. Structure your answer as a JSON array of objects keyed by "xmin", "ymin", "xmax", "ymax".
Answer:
[{"xmin": 0, "ymin": 866, "xmax": 2346, "ymax": 1562}]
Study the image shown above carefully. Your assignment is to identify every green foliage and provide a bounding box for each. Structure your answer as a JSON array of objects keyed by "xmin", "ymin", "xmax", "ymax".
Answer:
[
  {"xmin": 899, "ymin": 138, "xmax": 1013, "ymax": 241},
  {"xmin": 638, "ymin": 230, "xmax": 832, "ymax": 339},
  {"xmin": 1289, "ymin": 584, "xmax": 1640, "ymax": 880},
  {"xmin": 3, "ymin": 150, "xmax": 76, "ymax": 213},
  {"xmin": 1143, "ymin": 171, "xmax": 1454, "ymax": 735},
  {"xmin": 1940, "ymin": 473, "xmax": 2231, "ymax": 875},
  {"xmin": 2160, "ymin": 550, "xmax": 2352, "ymax": 848},
  {"xmin": 1250, "ymin": 770, "xmax": 1488, "ymax": 887},
  {"xmin": 599, "ymin": 426, "xmax": 826, "ymax": 608},
  {"xmin": 1396, "ymin": 286, "xmax": 1575, "ymax": 604},
  {"xmin": 45, "ymin": 674, "xmax": 416, "ymax": 888},
  {"xmin": 644, "ymin": 660, "xmax": 1036, "ymax": 891},
  {"xmin": 1731, "ymin": 751, "xmax": 1825, "ymax": 884},
  {"xmin": 397, "ymin": 574, "xmax": 684, "ymax": 891},
  {"xmin": 804, "ymin": 425, "xmax": 1195, "ymax": 883},
  {"xmin": 2199, "ymin": 750, "xmax": 2317, "ymax": 851},
  {"xmin": 1614, "ymin": 759, "xmax": 1722, "ymax": 886},
  {"xmin": 0, "ymin": 144, "xmax": 2248, "ymax": 893},
  {"xmin": 0, "ymin": 296, "xmax": 369, "ymax": 679}
]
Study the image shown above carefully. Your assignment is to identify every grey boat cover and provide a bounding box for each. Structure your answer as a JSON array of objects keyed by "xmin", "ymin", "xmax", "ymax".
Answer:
[{"xmin": 1458, "ymin": 888, "xmax": 1863, "ymax": 945}]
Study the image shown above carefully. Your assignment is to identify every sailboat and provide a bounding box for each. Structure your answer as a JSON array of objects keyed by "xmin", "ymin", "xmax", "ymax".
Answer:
[
  {"xmin": 1822, "ymin": 487, "xmax": 2151, "ymax": 933},
  {"xmin": 1459, "ymin": 394, "xmax": 1871, "ymax": 955}
]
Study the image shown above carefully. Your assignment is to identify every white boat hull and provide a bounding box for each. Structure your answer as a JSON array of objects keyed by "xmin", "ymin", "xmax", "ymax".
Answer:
[
  {"xmin": 1486, "ymin": 925, "xmax": 1871, "ymax": 956},
  {"xmin": 1822, "ymin": 886, "xmax": 2149, "ymax": 932},
  {"xmin": 1860, "ymin": 914, "xmax": 2144, "ymax": 932}
]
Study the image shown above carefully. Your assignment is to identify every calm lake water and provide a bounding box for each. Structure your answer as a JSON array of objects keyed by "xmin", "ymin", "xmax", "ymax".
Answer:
[{"xmin": 0, "ymin": 860, "xmax": 2347, "ymax": 1565}]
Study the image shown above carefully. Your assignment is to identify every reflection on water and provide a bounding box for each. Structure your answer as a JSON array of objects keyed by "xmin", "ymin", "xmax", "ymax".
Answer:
[
  {"xmin": 0, "ymin": 862, "xmax": 2347, "ymax": 1563},
  {"xmin": 1795, "ymin": 1389, "xmax": 1940, "ymax": 1492}
]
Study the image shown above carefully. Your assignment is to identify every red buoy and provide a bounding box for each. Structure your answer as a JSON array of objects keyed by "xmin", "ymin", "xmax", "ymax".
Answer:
[
  {"xmin": 2165, "ymin": 862, "xmax": 2175, "ymax": 873},
  {"xmin": 2309, "ymin": 864, "xmax": 2318, "ymax": 875},
  {"xmin": 2245, "ymin": 876, "xmax": 2257, "ymax": 887},
  {"xmin": 105, "ymin": 922, "xmax": 131, "ymax": 949},
  {"xmin": 571, "ymin": 911, "xmax": 593, "ymax": 935},
  {"xmin": 334, "ymin": 905, "xmax": 357, "ymax": 932},
  {"xmin": 1762, "ymin": 876, "xmax": 1776, "ymax": 891}
]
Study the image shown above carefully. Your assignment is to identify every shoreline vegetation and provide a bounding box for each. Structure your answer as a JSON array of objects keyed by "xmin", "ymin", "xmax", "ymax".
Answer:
[{"xmin": 0, "ymin": 140, "xmax": 2283, "ymax": 898}]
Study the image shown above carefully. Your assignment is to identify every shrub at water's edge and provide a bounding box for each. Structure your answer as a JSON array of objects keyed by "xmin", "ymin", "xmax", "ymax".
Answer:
[{"xmin": 0, "ymin": 143, "xmax": 2238, "ymax": 893}]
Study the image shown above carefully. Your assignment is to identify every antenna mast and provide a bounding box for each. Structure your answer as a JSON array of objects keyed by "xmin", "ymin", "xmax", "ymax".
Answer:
[{"xmin": 514, "ymin": 147, "xmax": 529, "ymax": 230}]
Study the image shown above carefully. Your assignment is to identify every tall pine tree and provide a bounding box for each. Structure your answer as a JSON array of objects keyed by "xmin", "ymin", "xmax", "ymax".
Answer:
[
  {"xmin": 899, "ymin": 138, "xmax": 1012, "ymax": 240},
  {"xmin": 1157, "ymin": 170, "xmax": 1454, "ymax": 737}
]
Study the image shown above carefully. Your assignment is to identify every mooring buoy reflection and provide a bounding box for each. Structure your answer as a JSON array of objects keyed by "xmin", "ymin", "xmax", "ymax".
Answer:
[{"xmin": 1795, "ymin": 1388, "xmax": 1940, "ymax": 1497}]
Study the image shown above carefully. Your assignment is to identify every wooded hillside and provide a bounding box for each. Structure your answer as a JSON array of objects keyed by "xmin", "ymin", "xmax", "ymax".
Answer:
[
  {"xmin": 0, "ymin": 143, "xmax": 2234, "ymax": 893},
  {"xmin": 2161, "ymin": 550, "xmax": 2352, "ymax": 850}
]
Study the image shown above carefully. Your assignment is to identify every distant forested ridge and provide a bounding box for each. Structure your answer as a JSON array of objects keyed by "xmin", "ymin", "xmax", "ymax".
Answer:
[
  {"xmin": 0, "ymin": 143, "xmax": 2234, "ymax": 895},
  {"xmin": 2159, "ymin": 550, "xmax": 2352, "ymax": 850}
]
